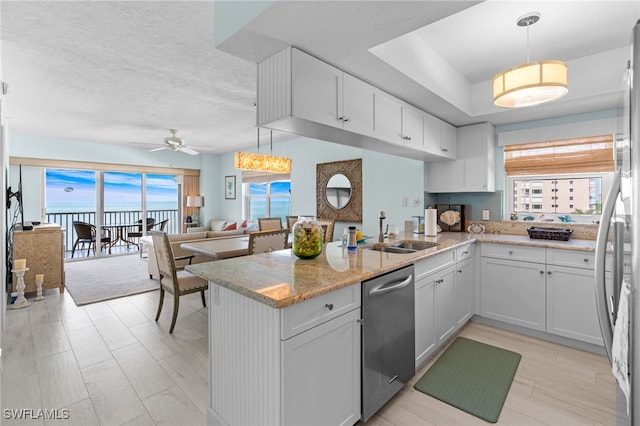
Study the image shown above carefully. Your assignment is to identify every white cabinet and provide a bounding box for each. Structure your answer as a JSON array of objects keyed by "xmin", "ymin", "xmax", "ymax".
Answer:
[
  {"xmin": 426, "ymin": 122, "xmax": 495, "ymax": 193},
  {"xmin": 291, "ymin": 48, "xmax": 343, "ymax": 129},
  {"xmin": 415, "ymin": 273, "xmax": 436, "ymax": 369},
  {"xmin": 209, "ymin": 283, "xmax": 361, "ymax": 425},
  {"xmin": 480, "ymin": 243, "xmax": 546, "ymax": 332},
  {"xmin": 258, "ymin": 46, "xmax": 452, "ymax": 162},
  {"xmin": 434, "ymin": 266, "xmax": 457, "ymax": 346},
  {"xmin": 282, "ymin": 308, "xmax": 361, "ymax": 426},
  {"xmin": 545, "ymin": 249, "xmax": 603, "ymax": 345},
  {"xmin": 424, "ymin": 114, "xmax": 456, "ymax": 159},
  {"xmin": 414, "ymin": 250, "xmax": 456, "ymax": 368},
  {"xmin": 373, "ymin": 90, "xmax": 402, "ymax": 143},
  {"xmin": 291, "ymin": 48, "xmax": 375, "ymax": 136},
  {"xmin": 455, "ymin": 257, "xmax": 474, "ymax": 327},
  {"xmin": 401, "ymin": 104, "xmax": 424, "ymax": 149},
  {"xmin": 342, "ymin": 73, "xmax": 376, "ymax": 136}
]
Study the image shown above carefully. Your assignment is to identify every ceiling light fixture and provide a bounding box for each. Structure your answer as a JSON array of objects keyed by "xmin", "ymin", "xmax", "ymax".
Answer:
[
  {"xmin": 234, "ymin": 128, "xmax": 291, "ymax": 173},
  {"xmin": 493, "ymin": 12, "xmax": 568, "ymax": 108}
]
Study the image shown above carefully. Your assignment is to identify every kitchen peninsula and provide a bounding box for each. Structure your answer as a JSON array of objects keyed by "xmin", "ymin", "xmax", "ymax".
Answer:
[{"xmin": 187, "ymin": 231, "xmax": 600, "ymax": 425}]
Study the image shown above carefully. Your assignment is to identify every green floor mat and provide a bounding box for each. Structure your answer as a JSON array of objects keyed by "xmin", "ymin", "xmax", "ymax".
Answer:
[{"xmin": 414, "ymin": 337, "xmax": 521, "ymax": 423}]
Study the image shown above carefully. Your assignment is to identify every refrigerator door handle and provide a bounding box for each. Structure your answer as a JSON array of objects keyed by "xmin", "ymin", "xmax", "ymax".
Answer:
[{"xmin": 595, "ymin": 168, "xmax": 621, "ymax": 366}]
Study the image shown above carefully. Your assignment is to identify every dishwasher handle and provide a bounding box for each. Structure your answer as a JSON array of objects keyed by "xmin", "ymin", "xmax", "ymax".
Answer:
[{"xmin": 368, "ymin": 274, "xmax": 413, "ymax": 297}]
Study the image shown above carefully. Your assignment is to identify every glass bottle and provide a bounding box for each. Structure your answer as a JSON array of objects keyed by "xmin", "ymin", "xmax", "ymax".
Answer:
[
  {"xmin": 292, "ymin": 216, "xmax": 323, "ymax": 259},
  {"xmin": 347, "ymin": 226, "xmax": 358, "ymax": 252}
]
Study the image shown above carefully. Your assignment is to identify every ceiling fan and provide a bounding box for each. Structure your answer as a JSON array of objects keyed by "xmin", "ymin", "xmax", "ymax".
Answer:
[{"xmin": 150, "ymin": 129, "xmax": 199, "ymax": 155}]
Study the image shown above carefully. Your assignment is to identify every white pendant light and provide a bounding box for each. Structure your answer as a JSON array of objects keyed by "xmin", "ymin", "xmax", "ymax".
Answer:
[{"xmin": 493, "ymin": 12, "xmax": 568, "ymax": 108}]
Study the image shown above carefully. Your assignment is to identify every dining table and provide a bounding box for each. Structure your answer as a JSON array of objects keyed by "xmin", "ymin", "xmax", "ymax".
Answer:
[
  {"xmin": 181, "ymin": 236, "xmax": 250, "ymax": 260},
  {"xmin": 101, "ymin": 223, "xmax": 139, "ymax": 249}
]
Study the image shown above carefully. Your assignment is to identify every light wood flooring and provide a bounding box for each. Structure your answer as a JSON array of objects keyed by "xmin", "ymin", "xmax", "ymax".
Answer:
[{"xmin": 2, "ymin": 288, "xmax": 617, "ymax": 425}]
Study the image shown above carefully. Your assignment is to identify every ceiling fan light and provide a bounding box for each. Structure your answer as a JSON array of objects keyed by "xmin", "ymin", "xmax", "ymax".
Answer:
[
  {"xmin": 234, "ymin": 152, "xmax": 292, "ymax": 173},
  {"xmin": 493, "ymin": 60, "xmax": 568, "ymax": 108}
]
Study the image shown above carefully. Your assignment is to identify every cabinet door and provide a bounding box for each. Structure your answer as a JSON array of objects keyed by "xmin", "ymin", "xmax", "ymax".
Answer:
[
  {"xmin": 342, "ymin": 73, "xmax": 375, "ymax": 137},
  {"xmin": 401, "ymin": 104, "xmax": 423, "ymax": 148},
  {"xmin": 439, "ymin": 121, "xmax": 457, "ymax": 159},
  {"xmin": 292, "ymin": 49, "xmax": 342, "ymax": 129},
  {"xmin": 415, "ymin": 277, "xmax": 436, "ymax": 369},
  {"xmin": 546, "ymin": 265, "xmax": 603, "ymax": 345},
  {"xmin": 459, "ymin": 123, "xmax": 494, "ymax": 192},
  {"xmin": 480, "ymin": 257, "xmax": 546, "ymax": 331},
  {"xmin": 282, "ymin": 308, "xmax": 361, "ymax": 426},
  {"xmin": 455, "ymin": 258, "xmax": 474, "ymax": 327},
  {"xmin": 435, "ymin": 268, "xmax": 456, "ymax": 346},
  {"xmin": 426, "ymin": 159, "xmax": 463, "ymax": 192},
  {"xmin": 423, "ymin": 114, "xmax": 441, "ymax": 155},
  {"xmin": 373, "ymin": 90, "xmax": 402, "ymax": 143}
]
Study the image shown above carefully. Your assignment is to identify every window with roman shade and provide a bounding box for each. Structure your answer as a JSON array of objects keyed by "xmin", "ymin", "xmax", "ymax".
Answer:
[{"xmin": 504, "ymin": 134, "xmax": 615, "ymax": 176}]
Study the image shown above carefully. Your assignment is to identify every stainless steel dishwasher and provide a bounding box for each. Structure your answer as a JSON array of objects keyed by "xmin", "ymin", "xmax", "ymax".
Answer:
[{"xmin": 361, "ymin": 264, "xmax": 415, "ymax": 422}]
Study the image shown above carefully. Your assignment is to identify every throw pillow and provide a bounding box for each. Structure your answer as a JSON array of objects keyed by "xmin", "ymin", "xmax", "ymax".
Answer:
[
  {"xmin": 211, "ymin": 220, "xmax": 227, "ymax": 232},
  {"xmin": 223, "ymin": 222, "xmax": 237, "ymax": 231},
  {"xmin": 241, "ymin": 219, "xmax": 248, "ymax": 228}
]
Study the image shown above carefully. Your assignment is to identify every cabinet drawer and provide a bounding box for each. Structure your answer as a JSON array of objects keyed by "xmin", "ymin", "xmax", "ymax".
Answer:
[
  {"xmin": 546, "ymin": 248, "xmax": 595, "ymax": 269},
  {"xmin": 481, "ymin": 243, "xmax": 544, "ymax": 263},
  {"xmin": 415, "ymin": 251, "xmax": 455, "ymax": 279},
  {"xmin": 456, "ymin": 244, "xmax": 474, "ymax": 262},
  {"xmin": 281, "ymin": 284, "xmax": 361, "ymax": 340}
]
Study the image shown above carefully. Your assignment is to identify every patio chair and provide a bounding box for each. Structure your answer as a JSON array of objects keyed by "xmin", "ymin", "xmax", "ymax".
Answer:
[
  {"xmin": 258, "ymin": 217, "xmax": 283, "ymax": 231},
  {"xmin": 156, "ymin": 219, "xmax": 169, "ymax": 231},
  {"xmin": 71, "ymin": 221, "xmax": 112, "ymax": 258},
  {"xmin": 150, "ymin": 230, "xmax": 207, "ymax": 334},
  {"xmin": 248, "ymin": 229, "xmax": 289, "ymax": 255},
  {"xmin": 128, "ymin": 218, "xmax": 156, "ymax": 247}
]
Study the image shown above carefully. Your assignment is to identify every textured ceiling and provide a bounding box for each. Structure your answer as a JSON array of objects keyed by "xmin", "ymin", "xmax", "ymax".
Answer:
[{"xmin": 2, "ymin": 1, "xmax": 639, "ymax": 155}]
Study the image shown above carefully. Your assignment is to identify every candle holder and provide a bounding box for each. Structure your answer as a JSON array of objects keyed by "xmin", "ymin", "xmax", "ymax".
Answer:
[
  {"xmin": 10, "ymin": 268, "xmax": 31, "ymax": 309},
  {"xmin": 35, "ymin": 275, "xmax": 45, "ymax": 301}
]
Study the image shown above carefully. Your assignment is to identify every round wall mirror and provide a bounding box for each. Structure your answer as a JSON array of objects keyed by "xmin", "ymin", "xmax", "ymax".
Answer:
[{"xmin": 325, "ymin": 173, "xmax": 352, "ymax": 209}]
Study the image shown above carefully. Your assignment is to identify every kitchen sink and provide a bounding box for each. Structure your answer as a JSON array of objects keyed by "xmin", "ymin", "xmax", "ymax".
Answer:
[
  {"xmin": 364, "ymin": 246, "xmax": 418, "ymax": 254},
  {"xmin": 391, "ymin": 240, "xmax": 439, "ymax": 250}
]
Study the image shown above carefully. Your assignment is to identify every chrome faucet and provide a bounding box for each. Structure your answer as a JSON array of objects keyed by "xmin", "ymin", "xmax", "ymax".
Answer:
[{"xmin": 379, "ymin": 210, "xmax": 386, "ymax": 243}]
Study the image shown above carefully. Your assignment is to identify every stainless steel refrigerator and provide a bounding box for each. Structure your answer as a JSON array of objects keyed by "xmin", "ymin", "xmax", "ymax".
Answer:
[{"xmin": 595, "ymin": 18, "xmax": 639, "ymax": 426}]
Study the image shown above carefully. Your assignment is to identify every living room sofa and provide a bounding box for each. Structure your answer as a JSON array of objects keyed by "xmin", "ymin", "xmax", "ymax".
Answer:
[
  {"xmin": 186, "ymin": 219, "xmax": 257, "ymax": 237},
  {"xmin": 144, "ymin": 231, "xmax": 246, "ymax": 279}
]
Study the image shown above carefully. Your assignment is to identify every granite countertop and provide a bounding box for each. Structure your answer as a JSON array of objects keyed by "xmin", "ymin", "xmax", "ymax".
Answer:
[{"xmin": 186, "ymin": 231, "xmax": 598, "ymax": 309}]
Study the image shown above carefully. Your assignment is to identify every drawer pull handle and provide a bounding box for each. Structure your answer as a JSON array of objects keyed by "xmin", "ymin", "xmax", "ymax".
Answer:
[
  {"xmin": 457, "ymin": 270, "xmax": 462, "ymax": 274},
  {"xmin": 583, "ymin": 258, "xmax": 589, "ymax": 263},
  {"xmin": 508, "ymin": 250, "xmax": 514, "ymax": 255},
  {"xmin": 462, "ymin": 251, "xmax": 469, "ymax": 255},
  {"xmin": 547, "ymin": 271, "xmax": 552, "ymax": 275},
  {"xmin": 539, "ymin": 270, "xmax": 544, "ymax": 275},
  {"xmin": 325, "ymin": 303, "xmax": 334, "ymax": 311}
]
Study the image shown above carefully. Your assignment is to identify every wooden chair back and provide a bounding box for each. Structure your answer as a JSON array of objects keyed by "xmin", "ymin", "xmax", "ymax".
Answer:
[
  {"xmin": 316, "ymin": 218, "xmax": 336, "ymax": 243},
  {"xmin": 258, "ymin": 217, "xmax": 283, "ymax": 231}
]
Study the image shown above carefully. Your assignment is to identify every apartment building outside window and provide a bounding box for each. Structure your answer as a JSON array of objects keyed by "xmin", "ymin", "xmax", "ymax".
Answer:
[{"xmin": 505, "ymin": 135, "xmax": 614, "ymax": 223}]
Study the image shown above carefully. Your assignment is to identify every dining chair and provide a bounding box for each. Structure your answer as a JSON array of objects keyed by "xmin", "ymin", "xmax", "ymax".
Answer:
[
  {"xmin": 71, "ymin": 221, "xmax": 112, "ymax": 257},
  {"xmin": 258, "ymin": 217, "xmax": 283, "ymax": 231},
  {"xmin": 316, "ymin": 218, "xmax": 336, "ymax": 243},
  {"xmin": 150, "ymin": 230, "xmax": 207, "ymax": 334},
  {"xmin": 248, "ymin": 229, "xmax": 289, "ymax": 255},
  {"xmin": 286, "ymin": 215, "xmax": 298, "ymax": 230}
]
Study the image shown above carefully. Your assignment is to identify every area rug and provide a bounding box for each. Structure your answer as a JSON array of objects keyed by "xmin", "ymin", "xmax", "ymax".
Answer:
[
  {"xmin": 64, "ymin": 254, "xmax": 158, "ymax": 306},
  {"xmin": 414, "ymin": 337, "xmax": 521, "ymax": 423}
]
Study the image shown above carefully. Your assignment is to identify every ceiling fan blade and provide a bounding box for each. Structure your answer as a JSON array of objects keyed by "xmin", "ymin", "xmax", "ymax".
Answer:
[
  {"xmin": 178, "ymin": 146, "xmax": 200, "ymax": 155},
  {"xmin": 149, "ymin": 146, "xmax": 169, "ymax": 152}
]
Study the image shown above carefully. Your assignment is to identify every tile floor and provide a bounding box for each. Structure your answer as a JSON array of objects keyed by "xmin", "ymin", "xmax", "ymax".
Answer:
[{"xmin": 1, "ymin": 288, "xmax": 208, "ymax": 426}]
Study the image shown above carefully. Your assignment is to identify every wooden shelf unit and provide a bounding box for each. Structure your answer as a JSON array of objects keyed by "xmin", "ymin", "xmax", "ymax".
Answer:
[{"xmin": 12, "ymin": 224, "xmax": 65, "ymax": 294}]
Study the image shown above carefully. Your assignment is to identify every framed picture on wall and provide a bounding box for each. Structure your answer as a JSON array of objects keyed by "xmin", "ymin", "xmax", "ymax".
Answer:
[{"xmin": 225, "ymin": 175, "xmax": 236, "ymax": 200}]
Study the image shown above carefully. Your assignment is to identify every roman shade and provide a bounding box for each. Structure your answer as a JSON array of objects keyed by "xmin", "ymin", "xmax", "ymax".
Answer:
[
  {"xmin": 504, "ymin": 134, "xmax": 615, "ymax": 176},
  {"xmin": 241, "ymin": 170, "xmax": 290, "ymax": 184}
]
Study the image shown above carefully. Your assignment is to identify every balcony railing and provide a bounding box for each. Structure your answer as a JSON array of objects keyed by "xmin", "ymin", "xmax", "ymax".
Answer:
[{"xmin": 46, "ymin": 209, "xmax": 180, "ymax": 257}]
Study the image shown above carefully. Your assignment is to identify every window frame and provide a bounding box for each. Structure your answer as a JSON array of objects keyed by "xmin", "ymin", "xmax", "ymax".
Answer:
[
  {"xmin": 243, "ymin": 179, "xmax": 291, "ymax": 221},
  {"xmin": 505, "ymin": 171, "xmax": 612, "ymax": 224}
]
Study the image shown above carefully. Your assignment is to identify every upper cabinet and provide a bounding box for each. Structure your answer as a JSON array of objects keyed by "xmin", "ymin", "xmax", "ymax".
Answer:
[
  {"xmin": 257, "ymin": 47, "xmax": 453, "ymax": 162},
  {"xmin": 424, "ymin": 114, "xmax": 456, "ymax": 160},
  {"xmin": 426, "ymin": 122, "xmax": 495, "ymax": 193}
]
